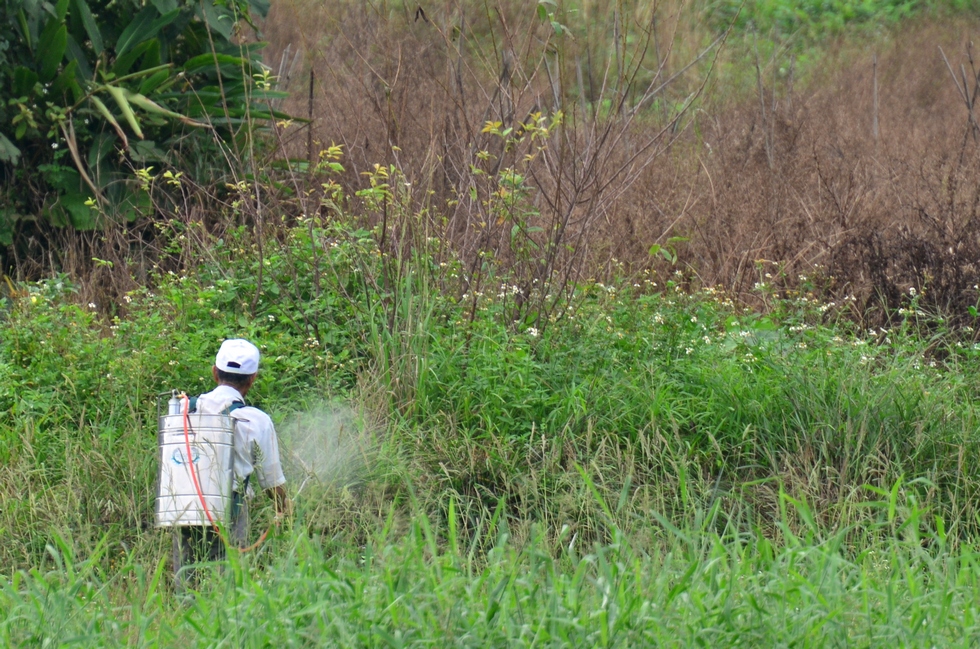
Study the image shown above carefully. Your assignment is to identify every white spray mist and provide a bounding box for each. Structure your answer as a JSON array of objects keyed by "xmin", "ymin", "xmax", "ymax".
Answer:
[{"xmin": 280, "ymin": 403, "xmax": 373, "ymax": 491}]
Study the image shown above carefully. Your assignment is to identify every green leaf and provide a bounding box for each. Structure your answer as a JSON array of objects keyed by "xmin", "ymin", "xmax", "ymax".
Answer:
[
  {"xmin": 115, "ymin": 8, "xmax": 156, "ymax": 57},
  {"xmin": 183, "ymin": 53, "xmax": 249, "ymax": 75},
  {"xmin": 61, "ymin": 190, "xmax": 96, "ymax": 229},
  {"xmin": 37, "ymin": 22, "xmax": 68, "ymax": 82},
  {"xmin": 249, "ymin": 89, "xmax": 290, "ymax": 101},
  {"xmin": 13, "ymin": 67, "xmax": 39, "ymax": 96},
  {"xmin": 54, "ymin": 0, "xmax": 70, "ymax": 22},
  {"xmin": 969, "ymin": 306, "xmax": 978, "ymax": 318},
  {"xmin": 39, "ymin": 163, "xmax": 79, "ymax": 193},
  {"xmin": 40, "ymin": 166, "xmax": 98, "ymax": 228},
  {"xmin": 0, "ymin": 132, "xmax": 21, "ymax": 164},
  {"xmin": 17, "ymin": 8, "xmax": 33, "ymax": 52},
  {"xmin": 116, "ymin": 7, "xmax": 179, "ymax": 58},
  {"xmin": 89, "ymin": 95, "xmax": 129, "ymax": 149},
  {"xmin": 106, "ymin": 85, "xmax": 144, "ymax": 139},
  {"xmin": 51, "ymin": 60, "xmax": 81, "ymax": 100},
  {"xmin": 150, "ymin": 0, "xmax": 178, "ymax": 13},
  {"xmin": 126, "ymin": 90, "xmax": 198, "ymax": 124},
  {"xmin": 72, "ymin": 0, "xmax": 103, "ymax": 54},
  {"xmin": 141, "ymin": 38, "xmax": 161, "ymax": 69},
  {"xmin": 130, "ymin": 139, "xmax": 167, "ymax": 162},
  {"xmin": 116, "ymin": 188, "xmax": 152, "ymax": 222},
  {"xmin": 198, "ymin": 1, "xmax": 235, "ymax": 40},
  {"xmin": 87, "ymin": 132, "xmax": 117, "ymax": 175},
  {"xmin": 144, "ymin": 8, "xmax": 182, "ymax": 42},
  {"xmin": 248, "ymin": 0, "xmax": 271, "ymax": 17},
  {"xmin": 64, "ymin": 34, "xmax": 94, "ymax": 79},
  {"xmin": 751, "ymin": 317, "xmax": 777, "ymax": 332},
  {"xmin": 113, "ymin": 39, "xmax": 157, "ymax": 76},
  {"xmin": 138, "ymin": 69, "xmax": 171, "ymax": 96}
]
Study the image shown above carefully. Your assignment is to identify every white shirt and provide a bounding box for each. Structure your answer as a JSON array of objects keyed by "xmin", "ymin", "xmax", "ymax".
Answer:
[{"xmin": 195, "ymin": 384, "xmax": 286, "ymax": 493}]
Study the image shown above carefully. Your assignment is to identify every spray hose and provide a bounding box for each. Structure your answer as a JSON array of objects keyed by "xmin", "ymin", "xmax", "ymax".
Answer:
[{"xmin": 181, "ymin": 395, "xmax": 270, "ymax": 554}]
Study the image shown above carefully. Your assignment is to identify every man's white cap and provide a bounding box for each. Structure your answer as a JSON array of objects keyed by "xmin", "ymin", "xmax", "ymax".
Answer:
[{"xmin": 215, "ymin": 338, "xmax": 260, "ymax": 375}]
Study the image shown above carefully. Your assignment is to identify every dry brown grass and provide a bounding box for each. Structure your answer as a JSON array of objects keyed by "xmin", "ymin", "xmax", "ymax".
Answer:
[
  {"xmin": 675, "ymin": 19, "xmax": 980, "ymax": 324},
  {"xmin": 8, "ymin": 5, "xmax": 978, "ymax": 328},
  {"xmin": 256, "ymin": 0, "xmax": 724, "ymax": 330},
  {"xmin": 260, "ymin": 3, "xmax": 980, "ymax": 325}
]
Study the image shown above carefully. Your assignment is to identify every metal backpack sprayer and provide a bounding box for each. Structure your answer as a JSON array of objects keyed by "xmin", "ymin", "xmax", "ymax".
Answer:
[
  {"xmin": 156, "ymin": 390, "xmax": 253, "ymax": 589},
  {"xmin": 155, "ymin": 391, "xmax": 243, "ymax": 531},
  {"xmin": 157, "ymin": 387, "xmax": 273, "ymax": 591}
]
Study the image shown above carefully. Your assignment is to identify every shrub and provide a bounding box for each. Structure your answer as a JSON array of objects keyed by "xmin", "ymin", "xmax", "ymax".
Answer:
[{"xmin": 0, "ymin": 0, "xmax": 283, "ymax": 262}]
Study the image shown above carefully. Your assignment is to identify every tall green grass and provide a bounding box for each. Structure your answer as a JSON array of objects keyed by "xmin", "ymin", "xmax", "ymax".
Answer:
[
  {"xmin": 4, "ymin": 214, "xmax": 980, "ymax": 645},
  {"xmin": 3, "ymin": 491, "xmax": 980, "ymax": 647}
]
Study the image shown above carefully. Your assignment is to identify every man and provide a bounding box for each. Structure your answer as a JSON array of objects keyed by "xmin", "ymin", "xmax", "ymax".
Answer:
[{"xmin": 173, "ymin": 338, "xmax": 289, "ymax": 586}]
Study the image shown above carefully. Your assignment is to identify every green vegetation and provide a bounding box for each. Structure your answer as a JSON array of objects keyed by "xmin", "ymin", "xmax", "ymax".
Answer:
[
  {"xmin": 709, "ymin": 0, "xmax": 920, "ymax": 42},
  {"xmin": 702, "ymin": 0, "xmax": 977, "ymax": 103},
  {"xmin": 0, "ymin": 0, "xmax": 281, "ymax": 243},
  {"xmin": 705, "ymin": 0, "xmax": 979, "ymax": 52},
  {"xmin": 3, "ymin": 206, "xmax": 980, "ymax": 644},
  {"xmin": 5, "ymin": 503, "xmax": 980, "ymax": 646},
  {"xmin": 4, "ymin": 0, "xmax": 980, "ymax": 645}
]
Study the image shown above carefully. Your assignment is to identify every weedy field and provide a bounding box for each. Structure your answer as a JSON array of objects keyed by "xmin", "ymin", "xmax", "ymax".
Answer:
[
  {"xmin": 4, "ymin": 208, "xmax": 980, "ymax": 645},
  {"xmin": 4, "ymin": 0, "xmax": 980, "ymax": 646}
]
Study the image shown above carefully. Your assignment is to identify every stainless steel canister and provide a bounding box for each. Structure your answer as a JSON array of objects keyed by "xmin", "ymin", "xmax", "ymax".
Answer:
[{"xmin": 156, "ymin": 411, "xmax": 236, "ymax": 527}]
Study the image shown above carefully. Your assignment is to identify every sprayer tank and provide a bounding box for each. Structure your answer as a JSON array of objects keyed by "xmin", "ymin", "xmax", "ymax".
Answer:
[{"xmin": 156, "ymin": 412, "xmax": 236, "ymax": 527}]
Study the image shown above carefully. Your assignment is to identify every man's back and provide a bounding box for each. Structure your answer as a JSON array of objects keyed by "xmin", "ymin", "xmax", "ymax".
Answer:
[{"xmin": 196, "ymin": 384, "xmax": 285, "ymax": 495}]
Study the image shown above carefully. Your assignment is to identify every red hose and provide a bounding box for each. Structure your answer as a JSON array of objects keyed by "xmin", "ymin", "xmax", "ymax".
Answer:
[
  {"xmin": 180, "ymin": 394, "xmax": 270, "ymax": 553},
  {"xmin": 182, "ymin": 394, "xmax": 218, "ymax": 531}
]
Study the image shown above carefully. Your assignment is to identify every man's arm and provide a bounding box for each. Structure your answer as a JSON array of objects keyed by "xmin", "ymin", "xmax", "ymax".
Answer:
[{"xmin": 246, "ymin": 409, "xmax": 288, "ymax": 518}]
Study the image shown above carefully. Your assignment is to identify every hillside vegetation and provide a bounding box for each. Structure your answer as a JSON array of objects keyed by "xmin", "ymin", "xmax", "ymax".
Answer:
[{"xmin": 3, "ymin": 0, "xmax": 980, "ymax": 646}]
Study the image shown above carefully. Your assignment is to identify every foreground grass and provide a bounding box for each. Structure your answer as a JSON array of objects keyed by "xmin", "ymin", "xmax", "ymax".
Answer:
[
  {"xmin": 3, "ymin": 495, "xmax": 980, "ymax": 647},
  {"xmin": 4, "ymin": 216, "xmax": 980, "ymax": 645}
]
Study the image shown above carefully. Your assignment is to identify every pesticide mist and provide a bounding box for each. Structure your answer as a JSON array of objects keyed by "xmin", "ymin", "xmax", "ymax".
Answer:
[{"xmin": 280, "ymin": 403, "xmax": 372, "ymax": 490}]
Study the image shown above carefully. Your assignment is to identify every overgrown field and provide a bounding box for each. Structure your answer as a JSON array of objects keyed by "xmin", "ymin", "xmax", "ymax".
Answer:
[
  {"xmin": 5, "ymin": 0, "xmax": 980, "ymax": 646},
  {"xmin": 4, "ymin": 210, "xmax": 980, "ymax": 644}
]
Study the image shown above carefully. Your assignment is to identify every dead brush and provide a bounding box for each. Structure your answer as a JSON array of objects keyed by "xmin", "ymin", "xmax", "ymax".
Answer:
[
  {"xmin": 6, "ymin": 12, "xmax": 980, "ymax": 332},
  {"xmin": 638, "ymin": 18, "xmax": 980, "ymax": 326},
  {"xmin": 261, "ymin": 0, "xmax": 734, "ymax": 331}
]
